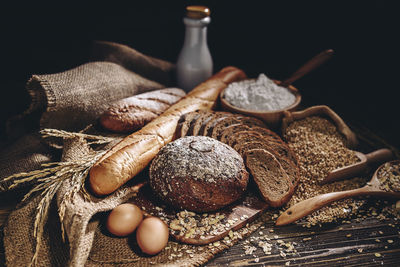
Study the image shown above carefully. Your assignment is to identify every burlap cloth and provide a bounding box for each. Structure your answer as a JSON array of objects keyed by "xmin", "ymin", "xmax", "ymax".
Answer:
[{"xmin": 0, "ymin": 41, "xmax": 266, "ymax": 266}]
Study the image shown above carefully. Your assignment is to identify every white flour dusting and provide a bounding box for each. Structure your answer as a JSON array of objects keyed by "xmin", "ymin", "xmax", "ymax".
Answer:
[{"xmin": 223, "ymin": 74, "xmax": 296, "ymax": 111}]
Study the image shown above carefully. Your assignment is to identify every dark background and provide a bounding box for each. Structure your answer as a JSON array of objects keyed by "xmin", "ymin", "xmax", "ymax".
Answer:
[{"xmin": 1, "ymin": 1, "xmax": 399, "ymax": 149}]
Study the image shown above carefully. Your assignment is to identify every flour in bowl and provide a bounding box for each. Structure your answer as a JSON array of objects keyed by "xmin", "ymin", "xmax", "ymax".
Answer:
[{"xmin": 223, "ymin": 74, "xmax": 296, "ymax": 111}]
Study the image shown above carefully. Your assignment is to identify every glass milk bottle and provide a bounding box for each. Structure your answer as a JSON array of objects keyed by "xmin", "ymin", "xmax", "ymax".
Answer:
[{"xmin": 176, "ymin": 6, "xmax": 213, "ymax": 92}]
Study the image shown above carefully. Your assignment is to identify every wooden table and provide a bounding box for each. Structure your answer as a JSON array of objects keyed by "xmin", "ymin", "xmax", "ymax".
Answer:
[{"xmin": 1, "ymin": 122, "xmax": 399, "ymax": 266}]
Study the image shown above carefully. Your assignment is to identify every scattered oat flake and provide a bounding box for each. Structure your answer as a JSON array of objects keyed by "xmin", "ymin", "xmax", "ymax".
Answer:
[
  {"xmin": 388, "ymin": 240, "xmax": 394, "ymax": 243},
  {"xmin": 285, "ymin": 261, "xmax": 291, "ymax": 266},
  {"xmin": 346, "ymin": 234, "xmax": 352, "ymax": 238},
  {"xmin": 303, "ymin": 237, "xmax": 312, "ymax": 241},
  {"xmin": 358, "ymin": 248, "xmax": 363, "ymax": 253},
  {"xmin": 375, "ymin": 253, "xmax": 382, "ymax": 257}
]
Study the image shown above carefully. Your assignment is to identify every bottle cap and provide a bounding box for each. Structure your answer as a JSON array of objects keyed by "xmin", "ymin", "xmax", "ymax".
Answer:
[{"xmin": 186, "ymin": 6, "xmax": 210, "ymax": 19}]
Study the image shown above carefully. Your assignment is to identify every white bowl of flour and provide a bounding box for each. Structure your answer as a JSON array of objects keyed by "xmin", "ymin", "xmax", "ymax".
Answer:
[{"xmin": 220, "ymin": 74, "xmax": 301, "ymax": 127}]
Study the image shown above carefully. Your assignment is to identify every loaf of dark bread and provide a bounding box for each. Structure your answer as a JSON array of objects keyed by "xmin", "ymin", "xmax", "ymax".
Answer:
[
  {"xmin": 175, "ymin": 110, "xmax": 299, "ymax": 207},
  {"xmin": 149, "ymin": 136, "xmax": 249, "ymax": 212},
  {"xmin": 100, "ymin": 88, "xmax": 186, "ymax": 133}
]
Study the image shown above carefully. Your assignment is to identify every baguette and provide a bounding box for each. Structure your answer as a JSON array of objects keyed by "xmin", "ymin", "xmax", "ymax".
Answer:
[{"xmin": 89, "ymin": 66, "xmax": 247, "ymax": 196}]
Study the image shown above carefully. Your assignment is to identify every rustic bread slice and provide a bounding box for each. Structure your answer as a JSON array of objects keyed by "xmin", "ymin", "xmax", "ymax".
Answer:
[
  {"xmin": 202, "ymin": 112, "xmax": 235, "ymax": 137},
  {"xmin": 244, "ymin": 148, "xmax": 295, "ymax": 207},
  {"xmin": 234, "ymin": 140, "xmax": 299, "ymax": 188},
  {"xmin": 260, "ymin": 139, "xmax": 298, "ymax": 165},
  {"xmin": 226, "ymin": 129, "xmax": 282, "ymax": 148},
  {"xmin": 185, "ymin": 110, "xmax": 211, "ymax": 136},
  {"xmin": 208, "ymin": 115, "xmax": 265, "ymax": 140},
  {"xmin": 249, "ymin": 126, "xmax": 282, "ymax": 143},
  {"xmin": 174, "ymin": 111, "xmax": 201, "ymax": 139},
  {"xmin": 186, "ymin": 111, "xmax": 215, "ymax": 136},
  {"xmin": 219, "ymin": 124, "xmax": 251, "ymax": 143},
  {"xmin": 232, "ymin": 115, "xmax": 266, "ymax": 128}
]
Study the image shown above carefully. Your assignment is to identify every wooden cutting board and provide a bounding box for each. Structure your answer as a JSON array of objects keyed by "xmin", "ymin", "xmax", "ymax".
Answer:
[{"xmin": 129, "ymin": 184, "xmax": 268, "ymax": 245}]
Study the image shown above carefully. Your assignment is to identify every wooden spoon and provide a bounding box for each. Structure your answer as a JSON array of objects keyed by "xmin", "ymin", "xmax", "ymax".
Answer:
[
  {"xmin": 321, "ymin": 148, "xmax": 394, "ymax": 184},
  {"xmin": 280, "ymin": 49, "xmax": 334, "ymax": 87},
  {"xmin": 276, "ymin": 160, "xmax": 400, "ymax": 226}
]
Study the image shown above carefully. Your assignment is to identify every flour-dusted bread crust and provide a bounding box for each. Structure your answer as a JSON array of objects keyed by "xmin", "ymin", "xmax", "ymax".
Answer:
[
  {"xmin": 149, "ymin": 136, "xmax": 249, "ymax": 212},
  {"xmin": 89, "ymin": 66, "xmax": 247, "ymax": 196},
  {"xmin": 100, "ymin": 88, "xmax": 186, "ymax": 133}
]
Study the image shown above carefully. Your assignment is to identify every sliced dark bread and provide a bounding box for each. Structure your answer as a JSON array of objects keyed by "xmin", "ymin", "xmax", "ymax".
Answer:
[
  {"xmin": 202, "ymin": 112, "xmax": 235, "ymax": 137},
  {"xmin": 226, "ymin": 130, "xmax": 282, "ymax": 148},
  {"xmin": 187, "ymin": 111, "xmax": 216, "ymax": 136},
  {"xmin": 185, "ymin": 110, "xmax": 209, "ymax": 136},
  {"xmin": 175, "ymin": 111, "xmax": 200, "ymax": 139},
  {"xmin": 208, "ymin": 115, "xmax": 266, "ymax": 140},
  {"xmin": 249, "ymin": 126, "xmax": 282, "ymax": 143},
  {"xmin": 219, "ymin": 124, "xmax": 252, "ymax": 143},
  {"xmin": 260, "ymin": 139, "xmax": 298, "ymax": 165},
  {"xmin": 244, "ymin": 148, "xmax": 295, "ymax": 207},
  {"xmin": 234, "ymin": 141, "xmax": 299, "ymax": 188},
  {"xmin": 232, "ymin": 115, "xmax": 266, "ymax": 128}
]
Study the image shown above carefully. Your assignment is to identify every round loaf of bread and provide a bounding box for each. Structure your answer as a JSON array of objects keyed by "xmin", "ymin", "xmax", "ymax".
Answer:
[{"xmin": 149, "ymin": 136, "xmax": 249, "ymax": 212}]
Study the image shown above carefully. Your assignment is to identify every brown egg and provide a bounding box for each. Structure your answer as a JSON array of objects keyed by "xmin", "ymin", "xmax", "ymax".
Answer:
[
  {"xmin": 136, "ymin": 216, "xmax": 169, "ymax": 255},
  {"xmin": 107, "ymin": 203, "xmax": 143, "ymax": 237}
]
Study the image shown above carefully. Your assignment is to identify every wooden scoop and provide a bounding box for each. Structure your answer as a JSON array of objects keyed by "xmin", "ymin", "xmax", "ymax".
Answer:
[
  {"xmin": 321, "ymin": 148, "xmax": 394, "ymax": 184},
  {"xmin": 276, "ymin": 160, "xmax": 400, "ymax": 226}
]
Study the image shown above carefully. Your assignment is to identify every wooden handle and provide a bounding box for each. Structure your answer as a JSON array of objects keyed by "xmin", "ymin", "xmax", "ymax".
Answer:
[
  {"xmin": 281, "ymin": 49, "xmax": 334, "ymax": 87},
  {"xmin": 365, "ymin": 148, "xmax": 393, "ymax": 164},
  {"xmin": 275, "ymin": 186, "xmax": 369, "ymax": 226}
]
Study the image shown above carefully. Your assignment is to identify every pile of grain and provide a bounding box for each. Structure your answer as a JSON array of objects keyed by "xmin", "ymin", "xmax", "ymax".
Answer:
[
  {"xmin": 283, "ymin": 116, "xmax": 366, "ymax": 226},
  {"xmin": 377, "ymin": 161, "xmax": 400, "ymax": 192}
]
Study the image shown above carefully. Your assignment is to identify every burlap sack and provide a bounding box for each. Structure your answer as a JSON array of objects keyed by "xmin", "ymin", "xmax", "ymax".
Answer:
[
  {"xmin": 0, "ymin": 133, "xmax": 56, "ymax": 192},
  {"xmin": 5, "ymin": 41, "xmax": 175, "ymax": 140},
  {"xmin": 90, "ymin": 40, "xmax": 175, "ymax": 86},
  {"xmin": 4, "ymin": 135, "xmax": 268, "ymax": 267},
  {"xmin": 1, "ymin": 41, "xmax": 266, "ymax": 266},
  {"xmin": 1, "ymin": 41, "xmax": 174, "ymax": 191}
]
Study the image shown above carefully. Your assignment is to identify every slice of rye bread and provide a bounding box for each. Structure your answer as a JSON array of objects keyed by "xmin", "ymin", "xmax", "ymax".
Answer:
[
  {"xmin": 231, "ymin": 130, "xmax": 298, "ymax": 165},
  {"xmin": 244, "ymin": 148, "xmax": 295, "ymax": 207},
  {"xmin": 175, "ymin": 110, "xmax": 203, "ymax": 139},
  {"xmin": 234, "ymin": 141, "xmax": 299, "ymax": 187},
  {"xmin": 226, "ymin": 129, "xmax": 283, "ymax": 148},
  {"xmin": 201, "ymin": 112, "xmax": 235, "ymax": 137},
  {"xmin": 219, "ymin": 124, "xmax": 281, "ymax": 144},
  {"xmin": 219, "ymin": 124, "xmax": 252, "ymax": 143},
  {"xmin": 185, "ymin": 110, "xmax": 211, "ymax": 136},
  {"xmin": 187, "ymin": 111, "xmax": 217, "ymax": 136},
  {"xmin": 208, "ymin": 115, "xmax": 266, "ymax": 140}
]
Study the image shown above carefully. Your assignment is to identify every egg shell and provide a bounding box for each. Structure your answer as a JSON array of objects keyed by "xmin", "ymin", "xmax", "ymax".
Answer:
[
  {"xmin": 107, "ymin": 203, "xmax": 143, "ymax": 237},
  {"xmin": 136, "ymin": 216, "xmax": 169, "ymax": 255}
]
